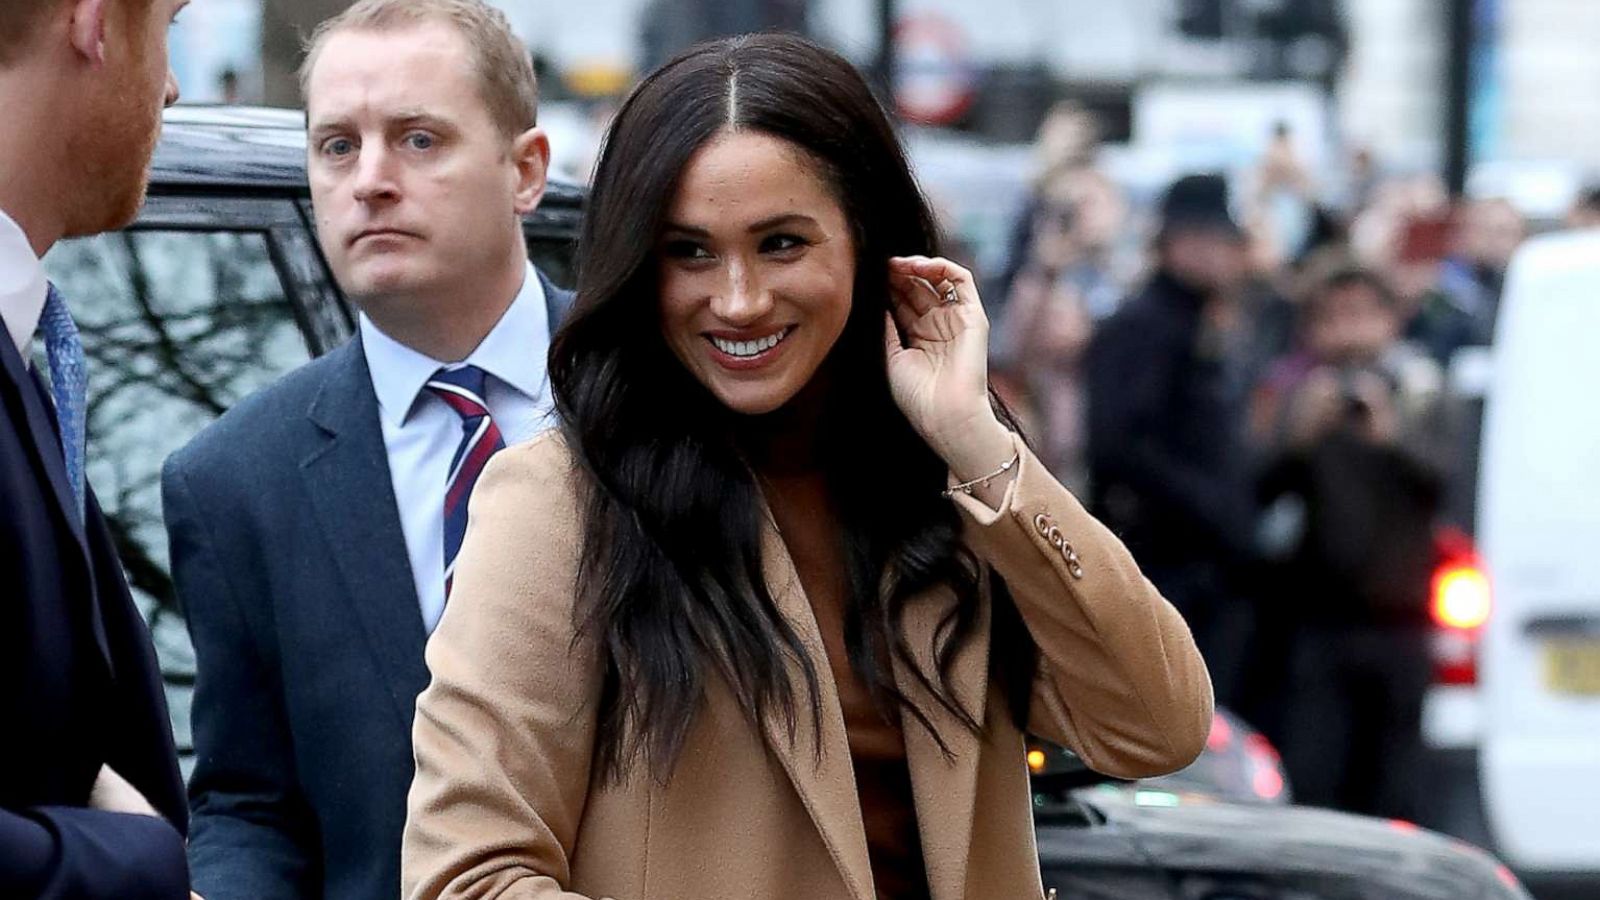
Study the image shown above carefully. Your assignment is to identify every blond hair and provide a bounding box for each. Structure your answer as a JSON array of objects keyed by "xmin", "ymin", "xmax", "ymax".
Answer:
[{"xmin": 298, "ymin": 0, "xmax": 538, "ymax": 139}]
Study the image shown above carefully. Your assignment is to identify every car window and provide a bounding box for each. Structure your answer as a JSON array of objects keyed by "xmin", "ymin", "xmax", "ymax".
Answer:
[
  {"xmin": 42, "ymin": 228, "xmax": 313, "ymax": 766},
  {"xmin": 526, "ymin": 232, "xmax": 577, "ymax": 290},
  {"xmin": 1039, "ymin": 817, "xmax": 1177, "ymax": 899}
]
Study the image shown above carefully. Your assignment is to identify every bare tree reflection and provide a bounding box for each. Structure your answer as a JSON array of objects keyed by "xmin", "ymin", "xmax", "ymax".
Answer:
[{"xmin": 45, "ymin": 229, "xmax": 311, "ymax": 748}]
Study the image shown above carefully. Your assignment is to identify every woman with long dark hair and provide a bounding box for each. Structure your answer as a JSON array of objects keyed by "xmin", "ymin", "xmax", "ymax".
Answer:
[{"xmin": 403, "ymin": 33, "xmax": 1211, "ymax": 900}]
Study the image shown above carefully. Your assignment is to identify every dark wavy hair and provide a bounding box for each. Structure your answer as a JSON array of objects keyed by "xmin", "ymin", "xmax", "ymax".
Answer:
[{"xmin": 549, "ymin": 32, "xmax": 1035, "ymax": 783}]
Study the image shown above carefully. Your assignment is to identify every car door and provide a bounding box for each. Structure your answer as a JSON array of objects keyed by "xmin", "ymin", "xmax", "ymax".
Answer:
[
  {"xmin": 40, "ymin": 191, "xmax": 343, "ymax": 771},
  {"xmin": 1037, "ymin": 802, "xmax": 1180, "ymax": 900}
]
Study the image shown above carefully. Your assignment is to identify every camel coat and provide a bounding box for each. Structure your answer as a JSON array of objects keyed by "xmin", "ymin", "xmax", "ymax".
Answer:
[{"xmin": 402, "ymin": 431, "xmax": 1213, "ymax": 900}]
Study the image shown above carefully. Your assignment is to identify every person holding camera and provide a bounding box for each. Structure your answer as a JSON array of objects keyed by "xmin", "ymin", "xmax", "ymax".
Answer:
[{"xmin": 1249, "ymin": 264, "xmax": 1447, "ymax": 820}]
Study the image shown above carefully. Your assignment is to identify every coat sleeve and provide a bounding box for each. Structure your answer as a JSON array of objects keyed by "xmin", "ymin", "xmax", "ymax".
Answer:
[
  {"xmin": 952, "ymin": 433, "xmax": 1214, "ymax": 778},
  {"xmin": 402, "ymin": 436, "xmax": 609, "ymax": 900},
  {"xmin": 0, "ymin": 805, "xmax": 188, "ymax": 899},
  {"xmin": 162, "ymin": 456, "xmax": 318, "ymax": 900}
]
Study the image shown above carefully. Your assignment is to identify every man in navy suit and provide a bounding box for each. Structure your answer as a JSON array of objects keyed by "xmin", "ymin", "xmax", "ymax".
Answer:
[
  {"xmin": 161, "ymin": 2, "xmax": 572, "ymax": 898},
  {"xmin": 1, "ymin": 0, "xmax": 195, "ymax": 898}
]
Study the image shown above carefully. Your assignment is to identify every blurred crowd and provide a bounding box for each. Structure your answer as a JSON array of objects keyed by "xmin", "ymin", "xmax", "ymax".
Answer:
[{"xmin": 984, "ymin": 101, "xmax": 1576, "ymax": 825}]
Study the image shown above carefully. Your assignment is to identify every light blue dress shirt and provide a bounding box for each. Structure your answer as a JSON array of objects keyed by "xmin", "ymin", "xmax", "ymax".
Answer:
[{"xmin": 359, "ymin": 262, "xmax": 555, "ymax": 634}]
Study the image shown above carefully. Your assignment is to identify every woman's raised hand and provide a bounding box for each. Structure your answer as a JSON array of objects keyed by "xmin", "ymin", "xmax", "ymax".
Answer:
[{"xmin": 885, "ymin": 255, "xmax": 1015, "ymax": 486}]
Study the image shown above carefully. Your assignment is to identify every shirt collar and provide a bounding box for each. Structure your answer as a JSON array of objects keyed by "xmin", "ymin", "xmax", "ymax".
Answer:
[
  {"xmin": 360, "ymin": 261, "xmax": 550, "ymax": 429},
  {"xmin": 0, "ymin": 207, "xmax": 49, "ymax": 361}
]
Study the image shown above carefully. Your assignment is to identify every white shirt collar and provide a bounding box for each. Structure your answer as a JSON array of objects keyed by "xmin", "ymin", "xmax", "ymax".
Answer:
[
  {"xmin": 360, "ymin": 260, "xmax": 550, "ymax": 429},
  {"xmin": 0, "ymin": 207, "xmax": 49, "ymax": 360}
]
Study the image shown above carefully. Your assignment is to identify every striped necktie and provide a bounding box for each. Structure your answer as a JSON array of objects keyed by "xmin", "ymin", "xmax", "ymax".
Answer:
[
  {"xmin": 425, "ymin": 365, "xmax": 506, "ymax": 598},
  {"xmin": 39, "ymin": 283, "xmax": 88, "ymax": 522}
]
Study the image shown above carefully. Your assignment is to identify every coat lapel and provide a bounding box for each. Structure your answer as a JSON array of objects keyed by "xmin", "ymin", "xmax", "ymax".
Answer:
[
  {"xmin": 537, "ymin": 267, "xmax": 575, "ymax": 326},
  {"xmin": 0, "ymin": 335, "xmax": 89, "ymax": 559},
  {"xmin": 301, "ymin": 339, "xmax": 430, "ymax": 727},
  {"xmin": 757, "ymin": 523, "xmax": 876, "ymax": 900},
  {"xmin": 896, "ymin": 579, "xmax": 991, "ymax": 900},
  {"xmin": 0, "ymin": 334, "xmax": 113, "ymax": 670}
]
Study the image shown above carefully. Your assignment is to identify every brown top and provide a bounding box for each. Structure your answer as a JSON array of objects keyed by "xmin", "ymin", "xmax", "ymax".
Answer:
[{"xmin": 761, "ymin": 469, "xmax": 930, "ymax": 900}]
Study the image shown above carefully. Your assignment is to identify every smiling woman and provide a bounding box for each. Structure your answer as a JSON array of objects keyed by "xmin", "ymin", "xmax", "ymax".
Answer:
[
  {"xmin": 655, "ymin": 130, "xmax": 858, "ymax": 414},
  {"xmin": 402, "ymin": 32, "xmax": 1213, "ymax": 900}
]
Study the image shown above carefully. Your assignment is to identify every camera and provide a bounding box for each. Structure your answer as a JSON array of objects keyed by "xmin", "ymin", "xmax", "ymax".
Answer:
[{"xmin": 1333, "ymin": 364, "xmax": 1397, "ymax": 424}]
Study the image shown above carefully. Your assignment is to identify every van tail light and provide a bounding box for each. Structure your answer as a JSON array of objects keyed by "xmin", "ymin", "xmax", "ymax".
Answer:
[
  {"xmin": 1432, "ymin": 563, "xmax": 1492, "ymax": 630},
  {"xmin": 1430, "ymin": 527, "xmax": 1490, "ymax": 686},
  {"xmin": 1432, "ymin": 627, "xmax": 1479, "ymax": 686}
]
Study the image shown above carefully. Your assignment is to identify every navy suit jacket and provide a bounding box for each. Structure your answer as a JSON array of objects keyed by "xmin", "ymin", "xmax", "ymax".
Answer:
[
  {"xmin": 0, "ymin": 330, "xmax": 189, "ymax": 898},
  {"xmin": 164, "ymin": 271, "xmax": 572, "ymax": 900}
]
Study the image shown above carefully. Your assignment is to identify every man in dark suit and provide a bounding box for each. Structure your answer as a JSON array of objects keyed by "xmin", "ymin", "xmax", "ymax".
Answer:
[
  {"xmin": 161, "ymin": 2, "xmax": 571, "ymax": 898},
  {"xmin": 1, "ymin": 1, "xmax": 194, "ymax": 898}
]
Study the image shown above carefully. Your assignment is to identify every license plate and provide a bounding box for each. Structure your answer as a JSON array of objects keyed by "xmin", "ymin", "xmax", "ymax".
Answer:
[{"xmin": 1543, "ymin": 641, "xmax": 1600, "ymax": 696}]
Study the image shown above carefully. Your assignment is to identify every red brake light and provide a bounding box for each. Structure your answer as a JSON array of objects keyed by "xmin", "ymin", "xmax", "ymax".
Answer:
[
  {"xmin": 1243, "ymin": 733, "xmax": 1286, "ymax": 800},
  {"xmin": 1431, "ymin": 627, "xmax": 1479, "ymax": 686},
  {"xmin": 1251, "ymin": 766, "xmax": 1285, "ymax": 800},
  {"xmin": 1206, "ymin": 714, "xmax": 1233, "ymax": 753},
  {"xmin": 1432, "ymin": 563, "xmax": 1491, "ymax": 631},
  {"xmin": 1429, "ymin": 528, "xmax": 1487, "ymax": 685},
  {"xmin": 1243, "ymin": 733, "xmax": 1280, "ymax": 762}
]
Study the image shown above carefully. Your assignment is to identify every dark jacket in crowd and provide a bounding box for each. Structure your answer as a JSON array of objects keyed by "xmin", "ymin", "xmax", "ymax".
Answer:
[
  {"xmin": 1259, "ymin": 431, "xmax": 1443, "ymax": 627},
  {"xmin": 1086, "ymin": 271, "xmax": 1259, "ymax": 570},
  {"xmin": 1408, "ymin": 258, "xmax": 1504, "ymax": 365}
]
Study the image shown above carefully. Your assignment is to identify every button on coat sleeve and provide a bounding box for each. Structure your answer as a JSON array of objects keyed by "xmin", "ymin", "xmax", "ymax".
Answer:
[{"xmin": 948, "ymin": 433, "xmax": 1214, "ymax": 778}]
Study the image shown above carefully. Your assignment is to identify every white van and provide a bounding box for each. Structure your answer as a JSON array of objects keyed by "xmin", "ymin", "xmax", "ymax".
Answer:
[{"xmin": 1478, "ymin": 229, "xmax": 1600, "ymax": 875}]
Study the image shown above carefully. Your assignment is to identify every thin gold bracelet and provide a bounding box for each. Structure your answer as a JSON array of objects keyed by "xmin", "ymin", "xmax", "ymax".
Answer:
[{"xmin": 941, "ymin": 449, "xmax": 1020, "ymax": 499}]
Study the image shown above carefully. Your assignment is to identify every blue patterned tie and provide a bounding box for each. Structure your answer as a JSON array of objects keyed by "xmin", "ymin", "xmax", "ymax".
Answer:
[{"xmin": 39, "ymin": 282, "xmax": 87, "ymax": 521}]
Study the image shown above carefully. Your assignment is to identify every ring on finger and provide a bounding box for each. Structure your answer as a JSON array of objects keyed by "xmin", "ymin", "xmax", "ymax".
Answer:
[{"xmin": 941, "ymin": 284, "xmax": 959, "ymax": 305}]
